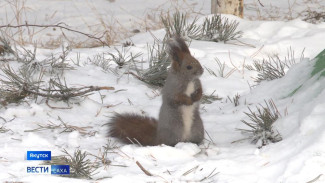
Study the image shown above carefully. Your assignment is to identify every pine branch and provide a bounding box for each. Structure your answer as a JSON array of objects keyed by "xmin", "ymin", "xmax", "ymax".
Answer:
[
  {"xmin": 130, "ymin": 37, "xmax": 170, "ymax": 87},
  {"xmin": 237, "ymin": 99, "xmax": 282, "ymax": 147},
  {"xmin": 43, "ymin": 149, "xmax": 98, "ymax": 179}
]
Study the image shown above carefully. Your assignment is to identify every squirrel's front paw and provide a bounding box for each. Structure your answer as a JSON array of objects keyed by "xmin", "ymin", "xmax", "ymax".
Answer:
[
  {"xmin": 191, "ymin": 88, "xmax": 202, "ymax": 102},
  {"xmin": 175, "ymin": 93, "xmax": 193, "ymax": 106},
  {"xmin": 184, "ymin": 97, "xmax": 194, "ymax": 105}
]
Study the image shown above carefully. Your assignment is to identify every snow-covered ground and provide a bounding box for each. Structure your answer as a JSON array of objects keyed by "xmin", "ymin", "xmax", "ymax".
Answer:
[{"xmin": 1, "ymin": 0, "xmax": 325, "ymax": 182}]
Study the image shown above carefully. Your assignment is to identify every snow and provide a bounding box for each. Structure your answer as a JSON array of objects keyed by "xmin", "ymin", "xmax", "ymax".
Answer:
[{"xmin": 1, "ymin": 0, "xmax": 325, "ymax": 182}]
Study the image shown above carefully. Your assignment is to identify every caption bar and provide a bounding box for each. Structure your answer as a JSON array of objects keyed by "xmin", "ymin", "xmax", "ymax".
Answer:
[
  {"xmin": 26, "ymin": 151, "xmax": 70, "ymax": 175},
  {"xmin": 27, "ymin": 151, "xmax": 51, "ymax": 161}
]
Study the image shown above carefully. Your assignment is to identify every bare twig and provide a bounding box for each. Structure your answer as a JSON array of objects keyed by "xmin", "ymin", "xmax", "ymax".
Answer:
[
  {"xmin": 0, "ymin": 116, "xmax": 7, "ymax": 123},
  {"xmin": 136, "ymin": 161, "xmax": 153, "ymax": 176},
  {"xmin": 204, "ymin": 130, "xmax": 215, "ymax": 144},
  {"xmin": 0, "ymin": 22, "xmax": 109, "ymax": 46},
  {"xmin": 257, "ymin": 0, "xmax": 264, "ymax": 7}
]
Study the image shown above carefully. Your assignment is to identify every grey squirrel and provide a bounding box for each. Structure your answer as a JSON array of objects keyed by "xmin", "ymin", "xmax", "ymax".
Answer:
[{"xmin": 109, "ymin": 36, "xmax": 204, "ymax": 146}]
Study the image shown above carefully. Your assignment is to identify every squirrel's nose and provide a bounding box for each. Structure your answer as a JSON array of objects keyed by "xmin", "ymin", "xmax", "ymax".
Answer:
[{"xmin": 195, "ymin": 67, "xmax": 203, "ymax": 76}]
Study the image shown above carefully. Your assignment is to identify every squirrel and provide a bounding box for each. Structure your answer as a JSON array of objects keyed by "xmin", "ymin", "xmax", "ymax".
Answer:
[{"xmin": 108, "ymin": 35, "xmax": 204, "ymax": 146}]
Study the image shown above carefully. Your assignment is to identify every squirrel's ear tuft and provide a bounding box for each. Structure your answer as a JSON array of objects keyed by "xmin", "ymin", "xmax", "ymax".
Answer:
[{"xmin": 167, "ymin": 35, "xmax": 190, "ymax": 63}]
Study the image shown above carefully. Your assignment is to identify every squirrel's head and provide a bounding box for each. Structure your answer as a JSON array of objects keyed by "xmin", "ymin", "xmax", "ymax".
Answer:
[{"xmin": 167, "ymin": 35, "xmax": 203, "ymax": 80}]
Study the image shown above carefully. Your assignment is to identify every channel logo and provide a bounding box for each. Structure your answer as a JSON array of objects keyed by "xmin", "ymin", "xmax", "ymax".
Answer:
[
  {"xmin": 26, "ymin": 165, "xmax": 70, "ymax": 175},
  {"xmin": 26, "ymin": 165, "xmax": 51, "ymax": 174},
  {"xmin": 51, "ymin": 165, "xmax": 70, "ymax": 175},
  {"xmin": 26, "ymin": 151, "xmax": 70, "ymax": 175}
]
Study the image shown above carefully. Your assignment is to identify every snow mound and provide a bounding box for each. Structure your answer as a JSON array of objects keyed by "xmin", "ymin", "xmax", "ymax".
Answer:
[{"xmin": 242, "ymin": 49, "xmax": 325, "ymax": 183}]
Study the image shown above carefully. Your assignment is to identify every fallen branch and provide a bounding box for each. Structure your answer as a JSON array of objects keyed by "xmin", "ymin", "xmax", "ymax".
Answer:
[
  {"xmin": 26, "ymin": 86, "xmax": 115, "ymax": 100},
  {"xmin": 0, "ymin": 65, "xmax": 115, "ymax": 104},
  {"xmin": 125, "ymin": 72, "xmax": 145, "ymax": 82},
  {"xmin": 0, "ymin": 22, "xmax": 109, "ymax": 47},
  {"xmin": 24, "ymin": 118, "xmax": 95, "ymax": 136}
]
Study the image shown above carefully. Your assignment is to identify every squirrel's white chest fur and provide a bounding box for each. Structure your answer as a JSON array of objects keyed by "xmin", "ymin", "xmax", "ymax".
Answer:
[{"xmin": 181, "ymin": 81, "xmax": 197, "ymax": 140}]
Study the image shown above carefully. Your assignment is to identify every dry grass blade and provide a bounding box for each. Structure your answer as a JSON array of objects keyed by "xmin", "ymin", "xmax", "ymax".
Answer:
[
  {"xmin": 24, "ymin": 121, "xmax": 61, "ymax": 132},
  {"xmin": 0, "ymin": 125, "xmax": 12, "ymax": 133},
  {"xmin": 182, "ymin": 165, "xmax": 199, "ymax": 176},
  {"xmin": 306, "ymin": 174, "xmax": 323, "ymax": 183},
  {"xmin": 205, "ymin": 57, "xmax": 236, "ymax": 78},
  {"xmin": 227, "ymin": 93, "xmax": 240, "ymax": 107},
  {"xmin": 199, "ymin": 168, "xmax": 219, "ymax": 182}
]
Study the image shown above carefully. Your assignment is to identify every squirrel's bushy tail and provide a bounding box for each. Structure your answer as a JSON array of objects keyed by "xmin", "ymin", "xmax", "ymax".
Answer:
[{"xmin": 108, "ymin": 113, "xmax": 157, "ymax": 146}]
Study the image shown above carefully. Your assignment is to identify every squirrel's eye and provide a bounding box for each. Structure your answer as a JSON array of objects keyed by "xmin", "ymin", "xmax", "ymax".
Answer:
[{"xmin": 187, "ymin": 65, "xmax": 193, "ymax": 70}]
